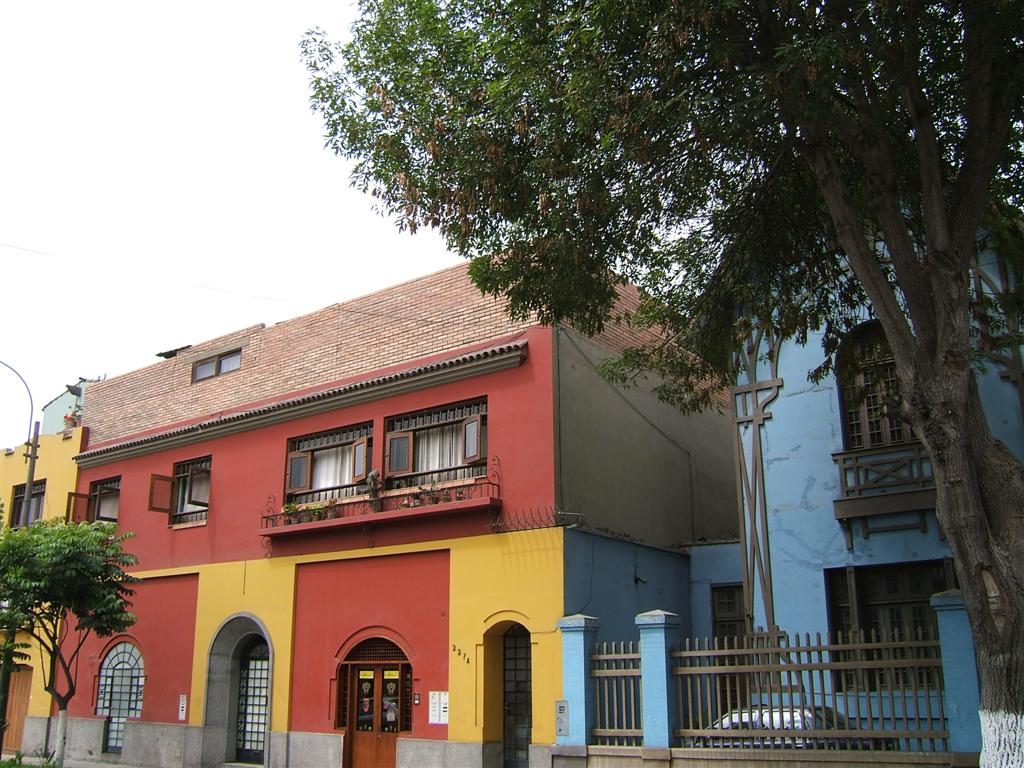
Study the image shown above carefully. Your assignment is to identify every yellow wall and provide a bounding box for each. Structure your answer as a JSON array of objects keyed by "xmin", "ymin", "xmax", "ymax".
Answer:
[
  {"xmin": 136, "ymin": 527, "xmax": 566, "ymax": 744},
  {"xmin": 0, "ymin": 427, "xmax": 84, "ymax": 526},
  {"xmin": 2, "ymin": 428, "xmax": 85, "ymax": 718},
  {"xmin": 448, "ymin": 527, "xmax": 564, "ymax": 744}
]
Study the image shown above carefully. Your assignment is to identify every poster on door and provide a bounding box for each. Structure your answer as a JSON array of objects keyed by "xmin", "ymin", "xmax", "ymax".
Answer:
[
  {"xmin": 381, "ymin": 669, "xmax": 400, "ymax": 732},
  {"xmin": 356, "ymin": 670, "xmax": 375, "ymax": 731}
]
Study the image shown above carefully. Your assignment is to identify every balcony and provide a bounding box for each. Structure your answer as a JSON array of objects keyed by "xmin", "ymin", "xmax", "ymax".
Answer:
[
  {"xmin": 832, "ymin": 442, "xmax": 936, "ymax": 549},
  {"xmin": 260, "ymin": 478, "xmax": 501, "ymax": 538}
]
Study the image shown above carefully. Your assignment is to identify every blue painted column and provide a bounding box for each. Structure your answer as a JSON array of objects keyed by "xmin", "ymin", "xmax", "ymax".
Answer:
[
  {"xmin": 931, "ymin": 590, "xmax": 982, "ymax": 752},
  {"xmin": 636, "ymin": 609, "xmax": 680, "ymax": 749},
  {"xmin": 557, "ymin": 614, "xmax": 599, "ymax": 746}
]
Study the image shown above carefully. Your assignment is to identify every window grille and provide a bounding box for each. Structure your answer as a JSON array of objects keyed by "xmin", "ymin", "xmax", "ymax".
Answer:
[
  {"xmin": 96, "ymin": 642, "xmax": 144, "ymax": 753},
  {"xmin": 292, "ymin": 424, "xmax": 373, "ymax": 452},
  {"xmin": 346, "ymin": 637, "xmax": 408, "ymax": 662},
  {"xmin": 236, "ymin": 638, "xmax": 270, "ymax": 763},
  {"xmin": 386, "ymin": 399, "xmax": 487, "ymax": 432}
]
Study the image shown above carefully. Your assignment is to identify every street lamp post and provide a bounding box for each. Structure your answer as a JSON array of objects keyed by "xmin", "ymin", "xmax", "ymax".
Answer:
[{"xmin": 0, "ymin": 360, "xmax": 39, "ymax": 757}]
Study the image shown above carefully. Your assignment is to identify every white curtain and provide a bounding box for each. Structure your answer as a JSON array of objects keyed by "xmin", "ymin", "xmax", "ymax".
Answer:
[
  {"xmin": 414, "ymin": 423, "xmax": 461, "ymax": 472},
  {"xmin": 312, "ymin": 444, "xmax": 354, "ymax": 489},
  {"xmin": 97, "ymin": 492, "xmax": 119, "ymax": 521}
]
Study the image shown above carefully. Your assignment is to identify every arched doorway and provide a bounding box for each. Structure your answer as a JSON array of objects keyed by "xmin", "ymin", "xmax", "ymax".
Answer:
[
  {"xmin": 95, "ymin": 641, "xmax": 145, "ymax": 753},
  {"xmin": 338, "ymin": 637, "xmax": 411, "ymax": 768},
  {"xmin": 202, "ymin": 616, "xmax": 272, "ymax": 767},
  {"xmin": 502, "ymin": 624, "xmax": 532, "ymax": 768},
  {"xmin": 235, "ymin": 636, "xmax": 270, "ymax": 763}
]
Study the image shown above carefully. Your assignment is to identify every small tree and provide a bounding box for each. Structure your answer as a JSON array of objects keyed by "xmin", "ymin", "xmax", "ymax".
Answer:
[{"xmin": 0, "ymin": 520, "xmax": 138, "ymax": 768}]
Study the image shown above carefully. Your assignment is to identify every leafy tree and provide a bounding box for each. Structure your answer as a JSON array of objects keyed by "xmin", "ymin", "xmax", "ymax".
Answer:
[
  {"xmin": 0, "ymin": 521, "xmax": 138, "ymax": 768},
  {"xmin": 304, "ymin": 1, "xmax": 1024, "ymax": 763}
]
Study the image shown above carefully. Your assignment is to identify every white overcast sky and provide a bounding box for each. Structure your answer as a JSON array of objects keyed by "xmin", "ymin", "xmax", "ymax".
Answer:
[{"xmin": 0, "ymin": 2, "xmax": 462, "ymax": 449}]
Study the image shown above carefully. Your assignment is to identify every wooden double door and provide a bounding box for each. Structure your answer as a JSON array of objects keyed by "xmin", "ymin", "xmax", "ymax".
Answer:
[{"xmin": 345, "ymin": 663, "xmax": 408, "ymax": 767}]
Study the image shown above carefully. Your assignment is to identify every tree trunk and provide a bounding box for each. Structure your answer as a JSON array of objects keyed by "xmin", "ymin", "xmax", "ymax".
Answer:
[
  {"xmin": 910, "ymin": 371, "xmax": 1024, "ymax": 767},
  {"xmin": 53, "ymin": 707, "xmax": 67, "ymax": 768}
]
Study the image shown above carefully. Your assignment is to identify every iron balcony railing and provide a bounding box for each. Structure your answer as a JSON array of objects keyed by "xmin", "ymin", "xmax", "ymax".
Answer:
[{"xmin": 261, "ymin": 479, "xmax": 501, "ymax": 530}]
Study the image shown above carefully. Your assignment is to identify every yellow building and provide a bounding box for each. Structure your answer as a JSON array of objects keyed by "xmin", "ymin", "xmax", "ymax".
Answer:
[{"xmin": 1, "ymin": 426, "xmax": 86, "ymax": 753}]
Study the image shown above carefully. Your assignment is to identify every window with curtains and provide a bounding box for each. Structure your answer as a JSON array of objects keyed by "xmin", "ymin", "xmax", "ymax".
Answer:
[
  {"xmin": 384, "ymin": 399, "xmax": 487, "ymax": 490},
  {"xmin": 285, "ymin": 423, "xmax": 372, "ymax": 504}
]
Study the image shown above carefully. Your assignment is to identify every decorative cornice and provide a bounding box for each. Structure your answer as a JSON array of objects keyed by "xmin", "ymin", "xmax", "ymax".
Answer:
[{"xmin": 76, "ymin": 340, "xmax": 528, "ymax": 468}]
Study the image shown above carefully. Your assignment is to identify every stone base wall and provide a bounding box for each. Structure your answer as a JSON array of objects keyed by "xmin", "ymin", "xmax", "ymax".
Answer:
[
  {"xmin": 268, "ymin": 730, "xmax": 344, "ymax": 768},
  {"xmin": 20, "ymin": 716, "xmax": 105, "ymax": 762},
  {"xmin": 122, "ymin": 721, "xmax": 202, "ymax": 768},
  {"xmin": 21, "ymin": 719, "xmax": 556, "ymax": 768}
]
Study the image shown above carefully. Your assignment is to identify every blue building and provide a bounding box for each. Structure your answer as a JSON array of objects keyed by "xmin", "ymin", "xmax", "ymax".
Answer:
[{"xmin": 556, "ymin": 254, "xmax": 1017, "ymax": 762}]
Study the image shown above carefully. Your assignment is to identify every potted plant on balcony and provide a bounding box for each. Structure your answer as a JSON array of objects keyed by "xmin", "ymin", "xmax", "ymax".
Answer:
[{"xmin": 281, "ymin": 502, "xmax": 300, "ymax": 525}]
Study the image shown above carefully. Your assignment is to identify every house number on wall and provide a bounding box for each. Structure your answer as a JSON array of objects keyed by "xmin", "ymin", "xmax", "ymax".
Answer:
[{"xmin": 451, "ymin": 644, "xmax": 471, "ymax": 664}]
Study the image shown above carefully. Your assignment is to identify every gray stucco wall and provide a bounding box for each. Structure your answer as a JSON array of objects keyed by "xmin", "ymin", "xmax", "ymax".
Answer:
[{"xmin": 555, "ymin": 328, "xmax": 737, "ymax": 548}]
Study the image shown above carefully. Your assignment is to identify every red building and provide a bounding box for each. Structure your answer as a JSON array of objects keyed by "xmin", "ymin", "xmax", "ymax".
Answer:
[{"xmin": 22, "ymin": 265, "xmax": 736, "ymax": 768}]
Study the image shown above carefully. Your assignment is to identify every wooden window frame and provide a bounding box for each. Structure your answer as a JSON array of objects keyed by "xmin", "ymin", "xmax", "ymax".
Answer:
[
  {"xmin": 11, "ymin": 481, "xmax": 45, "ymax": 527},
  {"xmin": 461, "ymin": 415, "xmax": 482, "ymax": 464},
  {"xmin": 192, "ymin": 349, "xmax": 242, "ymax": 383},
  {"xmin": 284, "ymin": 429, "xmax": 373, "ymax": 501},
  {"xmin": 386, "ymin": 431, "xmax": 414, "ymax": 477},
  {"xmin": 66, "ymin": 491, "xmax": 89, "ymax": 522},
  {"xmin": 186, "ymin": 467, "xmax": 211, "ymax": 508},
  {"xmin": 148, "ymin": 474, "xmax": 175, "ymax": 513},
  {"xmin": 351, "ymin": 437, "xmax": 369, "ymax": 484},
  {"xmin": 286, "ymin": 451, "xmax": 313, "ymax": 494}
]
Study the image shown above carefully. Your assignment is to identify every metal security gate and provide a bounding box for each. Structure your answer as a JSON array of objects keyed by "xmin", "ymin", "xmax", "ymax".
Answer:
[
  {"xmin": 95, "ymin": 642, "xmax": 144, "ymax": 753},
  {"xmin": 236, "ymin": 637, "xmax": 270, "ymax": 763},
  {"xmin": 503, "ymin": 624, "xmax": 532, "ymax": 768}
]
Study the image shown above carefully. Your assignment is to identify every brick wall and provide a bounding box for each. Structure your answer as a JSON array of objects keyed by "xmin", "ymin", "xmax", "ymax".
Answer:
[
  {"xmin": 83, "ymin": 264, "xmax": 720, "ymax": 445},
  {"xmin": 83, "ymin": 265, "xmax": 536, "ymax": 445}
]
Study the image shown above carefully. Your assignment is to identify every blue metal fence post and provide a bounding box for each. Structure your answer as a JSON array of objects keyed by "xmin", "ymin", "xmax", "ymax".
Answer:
[
  {"xmin": 557, "ymin": 614, "xmax": 599, "ymax": 746},
  {"xmin": 636, "ymin": 609, "xmax": 680, "ymax": 750},
  {"xmin": 931, "ymin": 590, "xmax": 982, "ymax": 753}
]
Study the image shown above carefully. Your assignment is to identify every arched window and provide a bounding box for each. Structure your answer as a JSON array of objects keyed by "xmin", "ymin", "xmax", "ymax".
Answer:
[
  {"xmin": 837, "ymin": 322, "xmax": 908, "ymax": 450},
  {"xmin": 95, "ymin": 641, "xmax": 144, "ymax": 753}
]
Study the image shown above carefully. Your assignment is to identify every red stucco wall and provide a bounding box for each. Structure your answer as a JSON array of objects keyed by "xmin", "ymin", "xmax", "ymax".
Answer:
[
  {"xmin": 289, "ymin": 551, "xmax": 450, "ymax": 736},
  {"xmin": 68, "ymin": 574, "xmax": 199, "ymax": 723},
  {"xmin": 76, "ymin": 326, "xmax": 556, "ymax": 571}
]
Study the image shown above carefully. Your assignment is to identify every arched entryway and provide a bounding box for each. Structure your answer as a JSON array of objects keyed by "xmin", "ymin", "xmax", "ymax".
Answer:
[
  {"xmin": 481, "ymin": 619, "xmax": 534, "ymax": 767},
  {"xmin": 95, "ymin": 641, "xmax": 145, "ymax": 753},
  {"xmin": 338, "ymin": 637, "xmax": 411, "ymax": 768},
  {"xmin": 501, "ymin": 624, "xmax": 532, "ymax": 768},
  {"xmin": 202, "ymin": 615, "xmax": 272, "ymax": 767},
  {"xmin": 235, "ymin": 636, "xmax": 270, "ymax": 763}
]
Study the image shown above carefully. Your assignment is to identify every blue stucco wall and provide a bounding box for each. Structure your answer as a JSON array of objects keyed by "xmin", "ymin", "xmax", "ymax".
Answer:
[
  {"xmin": 563, "ymin": 527, "xmax": 690, "ymax": 640},
  {"xmin": 686, "ymin": 540, "xmax": 742, "ymax": 639},
  {"xmin": 759, "ymin": 325, "xmax": 1020, "ymax": 634},
  {"xmin": 762, "ymin": 336, "xmax": 953, "ymax": 632}
]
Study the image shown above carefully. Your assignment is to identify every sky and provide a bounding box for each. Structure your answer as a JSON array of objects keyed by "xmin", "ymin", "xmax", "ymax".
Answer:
[{"xmin": 0, "ymin": 2, "xmax": 462, "ymax": 450}]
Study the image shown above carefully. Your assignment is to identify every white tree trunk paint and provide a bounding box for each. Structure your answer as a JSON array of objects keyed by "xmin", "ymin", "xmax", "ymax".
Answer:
[
  {"xmin": 980, "ymin": 710, "xmax": 1024, "ymax": 768},
  {"xmin": 53, "ymin": 709, "xmax": 68, "ymax": 768}
]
